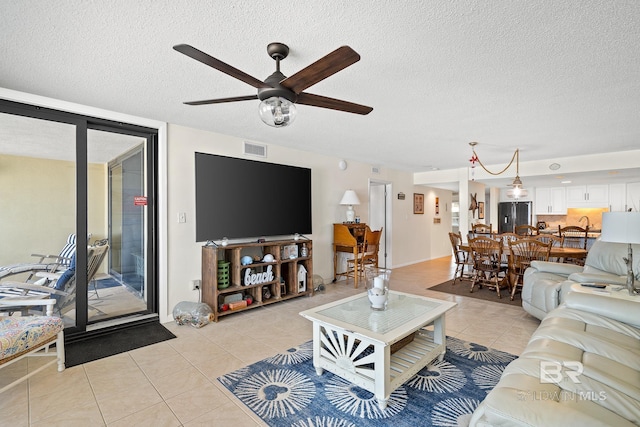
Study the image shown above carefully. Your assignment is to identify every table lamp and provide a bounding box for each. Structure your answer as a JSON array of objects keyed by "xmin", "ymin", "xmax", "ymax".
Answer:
[
  {"xmin": 600, "ymin": 212, "xmax": 640, "ymax": 296},
  {"xmin": 340, "ymin": 190, "xmax": 361, "ymax": 223}
]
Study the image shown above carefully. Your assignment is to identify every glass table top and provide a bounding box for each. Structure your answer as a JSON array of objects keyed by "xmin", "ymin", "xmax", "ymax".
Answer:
[{"xmin": 316, "ymin": 292, "xmax": 442, "ymax": 334}]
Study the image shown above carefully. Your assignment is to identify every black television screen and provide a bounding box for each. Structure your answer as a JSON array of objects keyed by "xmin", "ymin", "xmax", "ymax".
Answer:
[{"xmin": 195, "ymin": 152, "xmax": 312, "ymax": 241}]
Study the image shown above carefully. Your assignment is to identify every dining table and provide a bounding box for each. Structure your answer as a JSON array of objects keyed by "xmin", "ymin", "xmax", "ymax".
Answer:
[
  {"xmin": 459, "ymin": 241, "xmax": 588, "ymax": 297},
  {"xmin": 459, "ymin": 243, "xmax": 588, "ymax": 261}
]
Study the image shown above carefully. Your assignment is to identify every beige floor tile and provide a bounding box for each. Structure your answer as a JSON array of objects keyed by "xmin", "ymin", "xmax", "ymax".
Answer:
[
  {"xmin": 134, "ymin": 351, "xmax": 192, "ymax": 381},
  {"xmin": 82, "ymin": 352, "xmax": 140, "ymax": 378},
  {"xmin": 96, "ymin": 381, "xmax": 163, "ymax": 424},
  {"xmin": 106, "ymin": 401, "xmax": 181, "ymax": 427},
  {"xmin": 28, "ymin": 365, "xmax": 87, "ymax": 398},
  {"xmin": 29, "ymin": 378, "xmax": 95, "ymax": 423},
  {"xmin": 0, "ymin": 381, "xmax": 29, "ymax": 427},
  {"xmin": 193, "ymin": 352, "xmax": 248, "ymax": 381},
  {"xmin": 183, "ymin": 398, "xmax": 262, "ymax": 427},
  {"xmin": 30, "ymin": 400, "xmax": 105, "ymax": 427},
  {"xmin": 150, "ymin": 364, "xmax": 213, "ymax": 400},
  {"xmin": 88, "ymin": 365, "xmax": 154, "ymax": 400},
  {"xmin": 165, "ymin": 381, "xmax": 227, "ymax": 424},
  {"xmin": 9, "ymin": 254, "xmax": 547, "ymax": 426}
]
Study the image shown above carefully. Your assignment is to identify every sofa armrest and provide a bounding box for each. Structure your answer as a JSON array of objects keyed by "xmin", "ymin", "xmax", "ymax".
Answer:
[
  {"xmin": 564, "ymin": 292, "xmax": 640, "ymax": 328},
  {"xmin": 529, "ymin": 261, "xmax": 583, "ymax": 276},
  {"xmin": 567, "ymin": 272, "xmax": 627, "ymax": 286}
]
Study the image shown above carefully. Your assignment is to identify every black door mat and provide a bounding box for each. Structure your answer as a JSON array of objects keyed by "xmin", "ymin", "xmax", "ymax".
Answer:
[{"xmin": 65, "ymin": 321, "xmax": 176, "ymax": 367}]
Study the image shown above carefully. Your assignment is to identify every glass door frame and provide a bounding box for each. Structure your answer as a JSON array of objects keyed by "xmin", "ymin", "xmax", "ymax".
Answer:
[{"xmin": 0, "ymin": 99, "xmax": 159, "ymax": 339}]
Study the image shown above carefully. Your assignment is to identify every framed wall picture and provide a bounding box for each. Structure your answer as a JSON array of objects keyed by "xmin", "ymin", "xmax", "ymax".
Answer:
[
  {"xmin": 435, "ymin": 197, "xmax": 440, "ymax": 215},
  {"xmin": 478, "ymin": 202, "xmax": 485, "ymax": 219},
  {"xmin": 413, "ymin": 193, "xmax": 424, "ymax": 214}
]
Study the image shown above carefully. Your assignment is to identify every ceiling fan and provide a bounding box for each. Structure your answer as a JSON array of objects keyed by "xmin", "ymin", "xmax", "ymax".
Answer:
[{"xmin": 173, "ymin": 42, "xmax": 373, "ymax": 127}]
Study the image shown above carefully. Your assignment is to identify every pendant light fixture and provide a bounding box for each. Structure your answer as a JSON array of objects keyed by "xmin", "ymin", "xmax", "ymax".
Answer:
[{"xmin": 468, "ymin": 142, "xmax": 528, "ymax": 199}]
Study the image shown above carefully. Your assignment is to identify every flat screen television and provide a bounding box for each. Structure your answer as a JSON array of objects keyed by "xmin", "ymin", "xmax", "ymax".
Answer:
[{"xmin": 195, "ymin": 152, "xmax": 312, "ymax": 242}]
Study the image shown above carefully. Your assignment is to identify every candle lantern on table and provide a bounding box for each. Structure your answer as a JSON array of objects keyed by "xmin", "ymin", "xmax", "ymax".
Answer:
[{"xmin": 365, "ymin": 267, "xmax": 391, "ymax": 310}]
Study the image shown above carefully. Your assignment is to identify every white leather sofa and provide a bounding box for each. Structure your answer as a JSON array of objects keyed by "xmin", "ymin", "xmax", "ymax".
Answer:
[
  {"xmin": 521, "ymin": 240, "xmax": 640, "ymax": 320},
  {"xmin": 470, "ymin": 292, "xmax": 640, "ymax": 426}
]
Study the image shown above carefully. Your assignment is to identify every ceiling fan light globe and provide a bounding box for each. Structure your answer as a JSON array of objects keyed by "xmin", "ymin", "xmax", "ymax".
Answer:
[{"xmin": 258, "ymin": 97, "xmax": 297, "ymax": 127}]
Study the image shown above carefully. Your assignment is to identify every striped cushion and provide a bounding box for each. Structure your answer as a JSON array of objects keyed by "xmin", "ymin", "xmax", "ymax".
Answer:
[
  {"xmin": 0, "ymin": 316, "xmax": 63, "ymax": 360},
  {"xmin": 0, "ymin": 233, "xmax": 90, "ymax": 278},
  {"xmin": 58, "ymin": 234, "xmax": 77, "ymax": 266}
]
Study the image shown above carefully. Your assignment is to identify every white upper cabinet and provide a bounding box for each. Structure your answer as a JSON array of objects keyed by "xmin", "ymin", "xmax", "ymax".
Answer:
[
  {"xmin": 627, "ymin": 182, "xmax": 640, "ymax": 212},
  {"xmin": 535, "ymin": 187, "xmax": 566, "ymax": 214},
  {"xmin": 608, "ymin": 183, "xmax": 626, "ymax": 212},
  {"xmin": 566, "ymin": 185, "xmax": 609, "ymax": 207}
]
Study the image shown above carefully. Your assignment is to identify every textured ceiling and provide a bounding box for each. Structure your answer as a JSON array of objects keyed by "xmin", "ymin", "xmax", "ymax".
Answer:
[{"xmin": 2, "ymin": 1, "xmax": 640, "ymax": 178}]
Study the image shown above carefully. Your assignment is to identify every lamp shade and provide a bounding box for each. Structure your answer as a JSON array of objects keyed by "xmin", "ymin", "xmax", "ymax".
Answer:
[
  {"xmin": 340, "ymin": 190, "xmax": 361, "ymax": 206},
  {"xmin": 601, "ymin": 212, "xmax": 640, "ymax": 244},
  {"xmin": 506, "ymin": 187, "xmax": 528, "ymax": 199}
]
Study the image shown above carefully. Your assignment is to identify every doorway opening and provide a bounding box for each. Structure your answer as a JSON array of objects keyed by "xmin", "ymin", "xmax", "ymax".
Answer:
[{"xmin": 368, "ymin": 180, "xmax": 392, "ymax": 268}]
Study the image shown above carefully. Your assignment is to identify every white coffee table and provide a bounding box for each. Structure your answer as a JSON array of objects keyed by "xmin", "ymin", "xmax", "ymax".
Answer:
[{"xmin": 299, "ymin": 290, "xmax": 457, "ymax": 409}]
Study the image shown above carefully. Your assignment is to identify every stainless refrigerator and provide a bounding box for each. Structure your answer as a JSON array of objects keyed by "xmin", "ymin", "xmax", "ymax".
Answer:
[{"xmin": 498, "ymin": 201, "xmax": 532, "ymax": 233}]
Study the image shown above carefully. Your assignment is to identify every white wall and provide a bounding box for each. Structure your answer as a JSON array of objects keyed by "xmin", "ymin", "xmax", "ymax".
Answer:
[{"xmin": 165, "ymin": 124, "xmax": 453, "ymax": 318}]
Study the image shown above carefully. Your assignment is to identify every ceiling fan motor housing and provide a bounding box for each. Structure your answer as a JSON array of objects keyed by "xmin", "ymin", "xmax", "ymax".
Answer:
[{"xmin": 258, "ymin": 71, "xmax": 297, "ymax": 103}]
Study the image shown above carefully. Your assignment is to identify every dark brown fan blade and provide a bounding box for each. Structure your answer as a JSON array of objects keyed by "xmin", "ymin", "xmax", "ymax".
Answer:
[
  {"xmin": 184, "ymin": 95, "xmax": 258, "ymax": 106},
  {"xmin": 174, "ymin": 44, "xmax": 270, "ymax": 89},
  {"xmin": 296, "ymin": 92, "xmax": 373, "ymax": 115},
  {"xmin": 280, "ymin": 46, "xmax": 360, "ymax": 94}
]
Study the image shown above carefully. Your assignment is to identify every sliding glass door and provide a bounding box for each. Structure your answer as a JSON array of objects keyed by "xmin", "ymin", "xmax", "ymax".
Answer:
[
  {"xmin": 87, "ymin": 130, "xmax": 150, "ymax": 325},
  {"xmin": 0, "ymin": 111, "xmax": 78, "ymax": 324},
  {"xmin": 0, "ymin": 100, "xmax": 158, "ymax": 338}
]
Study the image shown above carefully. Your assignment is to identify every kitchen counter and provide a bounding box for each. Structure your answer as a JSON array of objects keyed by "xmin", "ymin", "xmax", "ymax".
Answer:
[{"xmin": 538, "ymin": 228, "xmax": 601, "ymax": 239}]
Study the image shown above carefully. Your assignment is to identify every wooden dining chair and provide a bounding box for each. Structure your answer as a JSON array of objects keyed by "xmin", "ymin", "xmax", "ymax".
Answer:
[
  {"xmin": 357, "ymin": 226, "xmax": 383, "ymax": 272},
  {"xmin": 558, "ymin": 225, "xmax": 589, "ymax": 265},
  {"xmin": 498, "ymin": 232, "xmax": 519, "ymax": 275},
  {"xmin": 470, "ymin": 223, "xmax": 492, "ymax": 238},
  {"xmin": 500, "ymin": 232, "xmax": 520, "ymax": 246},
  {"xmin": 333, "ymin": 224, "xmax": 361, "ymax": 287},
  {"xmin": 468, "ymin": 236, "xmax": 508, "ymax": 298},
  {"xmin": 345, "ymin": 226, "xmax": 382, "ymax": 283},
  {"xmin": 448, "ymin": 232, "xmax": 472, "ymax": 285},
  {"xmin": 508, "ymin": 238, "xmax": 551, "ymax": 300},
  {"xmin": 534, "ymin": 234, "xmax": 564, "ymax": 262},
  {"xmin": 514, "ymin": 225, "xmax": 539, "ymax": 236}
]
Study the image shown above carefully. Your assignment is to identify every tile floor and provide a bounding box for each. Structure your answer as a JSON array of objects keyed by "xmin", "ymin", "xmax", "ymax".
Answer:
[{"xmin": 1, "ymin": 256, "xmax": 541, "ymax": 426}]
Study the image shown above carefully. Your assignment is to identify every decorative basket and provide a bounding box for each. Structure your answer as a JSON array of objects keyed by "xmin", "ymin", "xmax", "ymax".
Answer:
[
  {"xmin": 217, "ymin": 260, "xmax": 230, "ymax": 289},
  {"xmin": 391, "ymin": 332, "xmax": 416, "ymax": 354}
]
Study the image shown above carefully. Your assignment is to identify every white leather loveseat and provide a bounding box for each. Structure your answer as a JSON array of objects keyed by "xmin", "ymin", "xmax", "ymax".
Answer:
[
  {"xmin": 470, "ymin": 292, "xmax": 640, "ymax": 426},
  {"xmin": 521, "ymin": 240, "xmax": 640, "ymax": 320}
]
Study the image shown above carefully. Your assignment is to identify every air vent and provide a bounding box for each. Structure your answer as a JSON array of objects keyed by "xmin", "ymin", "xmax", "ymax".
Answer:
[
  {"xmin": 243, "ymin": 141, "xmax": 267, "ymax": 158},
  {"xmin": 371, "ymin": 166, "xmax": 381, "ymax": 174}
]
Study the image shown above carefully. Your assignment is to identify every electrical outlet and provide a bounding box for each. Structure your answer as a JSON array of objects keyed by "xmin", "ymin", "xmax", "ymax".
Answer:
[{"xmin": 192, "ymin": 279, "xmax": 201, "ymax": 290}]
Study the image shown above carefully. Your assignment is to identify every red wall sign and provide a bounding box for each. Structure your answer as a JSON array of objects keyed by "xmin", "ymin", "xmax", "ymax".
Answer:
[{"xmin": 134, "ymin": 196, "xmax": 147, "ymax": 206}]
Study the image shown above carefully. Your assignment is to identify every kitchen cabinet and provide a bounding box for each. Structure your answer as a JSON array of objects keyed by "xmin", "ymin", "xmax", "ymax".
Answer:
[
  {"xmin": 535, "ymin": 187, "xmax": 566, "ymax": 214},
  {"xmin": 627, "ymin": 182, "xmax": 640, "ymax": 212},
  {"xmin": 566, "ymin": 185, "xmax": 609, "ymax": 207},
  {"xmin": 608, "ymin": 183, "xmax": 626, "ymax": 212}
]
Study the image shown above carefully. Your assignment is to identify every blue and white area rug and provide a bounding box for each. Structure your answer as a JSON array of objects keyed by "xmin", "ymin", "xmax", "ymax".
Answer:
[{"xmin": 218, "ymin": 337, "xmax": 517, "ymax": 427}]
